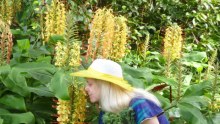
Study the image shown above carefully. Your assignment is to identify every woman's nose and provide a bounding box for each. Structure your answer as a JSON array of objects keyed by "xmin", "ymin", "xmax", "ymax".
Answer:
[{"xmin": 85, "ymin": 85, "xmax": 89, "ymax": 92}]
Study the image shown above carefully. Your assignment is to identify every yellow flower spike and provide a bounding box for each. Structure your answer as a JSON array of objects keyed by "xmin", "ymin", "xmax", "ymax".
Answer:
[
  {"xmin": 0, "ymin": 0, "xmax": 22, "ymax": 25},
  {"xmin": 56, "ymin": 99, "xmax": 71, "ymax": 124},
  {"xmin": 110, "ymin": 16, "xmax": 128, "ymax": 62},
  {"xmin": 163, "ymin": 23, "xmax": 183, "ymax": 61},
  {"xmin": 101, "ymin": 9, "xmax": 114, "ymax": 58},
  {"xmin": 0, "ymin": 18, "xmax": 13, "ymax": 65},
  {"xmin": 70, "ymin": 78, "xmax": 87, "ymax": 123},
  {"xmin": 54, "ymin": 42, "xmax": 69, "ymax": 67},
  {"xmin": 69, "ymin": 42, "xmax": 81, "ymax": 67},
  {"xmin": 44, "ymin": 0, "xmax": 66, "ymax": 43},
  {"xmin": 87, "ymin": 8, "xmax": 115, "ymax": 60}
]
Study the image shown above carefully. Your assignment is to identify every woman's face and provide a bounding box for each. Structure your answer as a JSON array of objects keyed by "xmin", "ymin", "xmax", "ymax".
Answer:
[{"xmin": 85, "ymin": 78, "xmax": 101, "ymax": 103}]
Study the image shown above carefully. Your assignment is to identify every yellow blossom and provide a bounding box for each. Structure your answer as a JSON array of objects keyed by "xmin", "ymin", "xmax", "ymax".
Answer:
[{"xmin": 163, "ymin": 23, "xmax": 183, "ymax": 61}]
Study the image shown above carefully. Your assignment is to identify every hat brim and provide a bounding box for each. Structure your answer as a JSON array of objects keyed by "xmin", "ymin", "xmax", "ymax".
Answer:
[{"xmin": 71, "ymin": 68, "xmax": 133, "ymax": 91}]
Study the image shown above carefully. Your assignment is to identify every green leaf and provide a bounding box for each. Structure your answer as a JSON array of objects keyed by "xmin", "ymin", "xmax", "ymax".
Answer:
[
  {"xmin": 2, "ymin": 68, "xmax": 29, "ymax": 97},
  {"xmin": 0, "ymin": 65, "xmax": 10, "ymax": 75},
  {"xmin": 48, "ymin": 34, "xmax": 65, "ymax": 44},
  {"xmin": 183, "ymin": 81, "xmax": 210, "ymax": 96},
  {"xmin": 217, "ymin": 14, "xmax": 220, "ymax": 21},
  {"xmin": 0, "ymin": 108, "xmax": 9, "ymax": 113},
  {"xmin": 182, "ymin": 61, "xmax": 208, "ymax": 71},
  {"xmin": 28, "ymin": 86, "xmax": 54, "ymax": 97},
  {"xmin": 178, "ymin": 103, "xmax": 207, "ymax": 124},
  {"xmin": 183, "ymin": 73, "xmax": 193, "ymax": 86},
  {"xmin": 121, "ymin": 64, "xmax": 153, "ymax": 87},
  {"xmin": 0, "ymin": 94, "xmax": 26, "ymax": 111},
  {"xmin": 15, "ymin": 62, "xmax": 55, "ymax": 84},
  {"xmin": 0, "ymin": 65, "xmax": 10, "ymax": 79},
  {"xmin": 0, "ymin": 112, "xmax": 35, "ymax": 124},
  {"xmin": 154, "ymin": 93, "xmax": 170, "ymax": 108},
  {"xmin": 17, "ymin": 39, "xmax": 30, "ymax": 51},
  {"xmin": 49, "ymin": 70, "xmax": 70, "ymax": 100},
  {"xmin": 179, "ymin": 96, "xmax": 209, "ymax": 110},
  {"xmin": 123, "ymin": 73, "xmax": 144, "ymax": 88},
  {"xmin": 182, "ymin": 51, "xmax": 207, "ymax": 62},
  {"xmin": 213, "ymin": 113, "xmax": 220, "ymax": 124},
  {"xmin": 153, "ymin": 75, "xmax": 177, "ymax": 87},
  {"xmin": 36, "ymin": 56, "xmax": 52, "ymax": 63},
  {"xmin": 0, "ymin": 118, "xmax": 3, "ymax": 124},
  {"xmin": 27, "ymin": 97, "xmax": 55, "ymax": 123},
  {"xmin": 10, "ymin": 29, "xmax": 23, "ymax": 35},
  {"xmin": 122, "ymin": 64, "xmax": 152, "ymax": 82}
]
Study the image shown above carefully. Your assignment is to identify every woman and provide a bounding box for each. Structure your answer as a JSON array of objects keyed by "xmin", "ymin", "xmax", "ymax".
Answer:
[{"xmin": 71, "ymin": 59, "xmax": 170, "ymax": 124}]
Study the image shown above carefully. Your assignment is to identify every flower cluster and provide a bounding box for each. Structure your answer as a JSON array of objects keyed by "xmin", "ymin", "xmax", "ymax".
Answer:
[
  {"xmin": 87, "ymin": 8, "xmax": 114, "ymax": 59},
  {"xmin": 163, "ymin": 24, "xmax": 183, "ymax": 61},
  {"xmin": 110, "ymin": 16, "xmax": 128, "ymax": 62},
  {"xmin": 68, "ymin": 42, "xmax": 81, "ymax": 67},
  {"xmin": 44, "ymin": 0, "xmax": 66, "ymax": 43},
  {"xmin": 54, "ymin": 42, "xmax": 69, "ymax": 67},
  {"xmin": 0, "ymin": 19, "xmax": 13, "ymax": 65},
  {"xmin": 0, "ymin": 0, "xmax": 21, "ymax": 25},
  {"xmin": 72, "ymin": 82, "xmax": 87, "ymax": 123},
  {"xmin": 87, "ymin": 8, "xmax": 128, "ymax": 62},
  {"xmin": 56, "ymin": 100, "xmax": 71, "ymax": 124}
]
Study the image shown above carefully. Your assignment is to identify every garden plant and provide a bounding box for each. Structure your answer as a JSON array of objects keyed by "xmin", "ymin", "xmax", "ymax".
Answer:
[{"xmin": 0, "ymin": 0, "xmax": 220, "ymax": 124}]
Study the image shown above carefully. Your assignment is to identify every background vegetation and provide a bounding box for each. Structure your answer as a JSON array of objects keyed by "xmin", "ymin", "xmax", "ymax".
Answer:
[{"xmin": 0, "ymin": 0, "xmax": 219, "ymax": 124}]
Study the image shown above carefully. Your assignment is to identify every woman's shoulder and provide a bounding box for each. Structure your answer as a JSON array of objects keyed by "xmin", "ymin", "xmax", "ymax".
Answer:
[
  {"xmin": 129, "ymin": 96, "xmax": 160, "ymax": 108},
  {"xmin": 129, "ymin": 97, "xmax": 170, "ymax": 124}
]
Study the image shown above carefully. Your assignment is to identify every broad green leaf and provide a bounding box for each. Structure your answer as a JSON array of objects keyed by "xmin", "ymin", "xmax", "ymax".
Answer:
[
  {"xmin": 15, "ymin": 62, "xmax": 55, "ymax": 84},
  {"xmin": 10, "ymin": 29, "xmax": 23, "ymax": 35},
  {"xmin": 183, "ymin": 81, "xmax": 210, "ymax": 96},
  {"xmin": 182, "ymin": 51, "xmax": 207, "ymax": 62},
  {"xmin": 122, "ymin": 64, "xmax": 153, "ymax": 82},
  {"xmin": 179, "ymin": 96, "xmax": 209, "ymax": 110},
  {"xmin": 123, "ymin": 73, "xmax": 144, "ymax": 88},
  {"xmin": 217, "ymin": 14, "xmax": 220, "ymax": 21},
  {"xmin": 182, "ymin": 61, "xmax": 208, "ymax": 71},
  {"xmin": 178, "ymin": 103, "xmax": 207, "ymax": 124},
  {"xmin": 36, "ymin": 56, "xmax": 52, "ymax": 63},
  {"xmin": 122, "ymin": 64, "xmax": 153, "ymax": 88},
  {"xmin": 154, "ymin": 93, "xmax": 170, "ymax": 108},
  {"xmin": 0, "ymin": 94, "xmax": 26, "ymax": 111},
  {"xmin": 49, "ymin": 70, "xmax": 70, "ymax": 100},
  {"xmin": 2, "ymin": 68, "xmax": 29, "ymax": 97},
  {"xmin": 28, "ymin": 86, "xmax": 54, "ymax": 97},
  {"xmin": 48, "ymin": 34, "xmax": 65, "ymax": 44},
  {"xmin": 28, "ymin": 97, "xmax": 55, "ymax": 123},
  {"xmin": 0, "ymin": 65, "xmax": 10, "ymax": 77},
  {"xmin": 153, "ymin": 75, "xmax": 177, "ymax": 87},
  {"xmin": 213, "ymin": 113, "xmax": 220, "ymax": 124},
  {"xmin": 28, "ymin": 70, "xmax": 54, "ymax": 84},
  {"xmin": 0, "ymin": 112, "xmax": 35, "ymax": 124},
  {"xmin": 17, "ymin": 39, "xmax": 30, "ymax": 51},
  {"xmin": 0, "ymin": 118, "xmax": 3, "ymax": 124},
  {"xmin": 15, "ymin": 62, "xmax": 55, "ymax": 72},
  {"xmin": 0, "ymin": 108, "xmax": 9, "ymax": 113},
  {"xmin": 183, "ymin": 73, "xmax": 193, "ymax": 86}
]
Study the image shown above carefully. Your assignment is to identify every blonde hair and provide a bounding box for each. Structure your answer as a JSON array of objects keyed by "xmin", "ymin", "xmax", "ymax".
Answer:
[{"xmin": 97, "ymin": 80, "xmax": 161, "ymax": 113}]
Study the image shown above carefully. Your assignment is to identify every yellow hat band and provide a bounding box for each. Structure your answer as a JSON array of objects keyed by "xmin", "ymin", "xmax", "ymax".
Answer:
[{"xmin": 71, "ymin": 68, "xmax": 133, "ymax": 91}]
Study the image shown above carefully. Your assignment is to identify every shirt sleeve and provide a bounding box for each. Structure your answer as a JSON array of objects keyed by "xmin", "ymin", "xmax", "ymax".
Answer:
[
  {"xmin": 130, "ymin": 97, "xmax": 163, "ymax": 124},
  {"xmin": 98, "ymin": 111, "xmax": 104, "ymax": 124}
]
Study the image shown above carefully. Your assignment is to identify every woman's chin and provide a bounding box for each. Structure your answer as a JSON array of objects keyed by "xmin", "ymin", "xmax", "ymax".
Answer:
[{"xmin": 89, "ymin": 98, "xmax": 97, "ymax": 103}]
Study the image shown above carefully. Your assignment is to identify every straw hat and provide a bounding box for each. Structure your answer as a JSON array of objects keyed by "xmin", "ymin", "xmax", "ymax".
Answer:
[{"xmin": 71, "ymin": 59, "xmax": 133, "ymax": 91}]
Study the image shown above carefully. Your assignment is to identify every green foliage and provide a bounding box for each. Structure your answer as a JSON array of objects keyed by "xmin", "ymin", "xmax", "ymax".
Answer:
[
  {"xmin": 0, "ymin": 0, "xmax": 219, "ymax": 123},
  {"xmin": 49, "ymin": 69, "xmax": 71, "ymax": 100},
  {"xmin": 103, "ymin": 108, "xmax": 135, "ymax": 124},
  {"xmin": 0, "ymin": 62, "xmax": 56, "ymax": 123}
]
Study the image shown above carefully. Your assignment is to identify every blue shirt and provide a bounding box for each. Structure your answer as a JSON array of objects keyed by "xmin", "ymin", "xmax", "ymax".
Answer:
[
  {"xmin": 130, "ymin": 97, "xmax": 170, "ymax": 124},
  {"xmin": 99, "ymin": 97, "xmax": 170, "ymax": 124}
]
